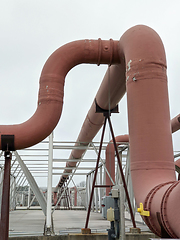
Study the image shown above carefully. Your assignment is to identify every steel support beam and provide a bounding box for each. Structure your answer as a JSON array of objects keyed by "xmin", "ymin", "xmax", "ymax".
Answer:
[{"xmin": 14, "ymin": 151, "xmax": 47, "ymax": 215}]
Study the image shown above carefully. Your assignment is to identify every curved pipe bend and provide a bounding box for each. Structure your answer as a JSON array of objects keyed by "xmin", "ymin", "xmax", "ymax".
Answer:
[
  {"xmin": 0, "ymin": 39, "xmax": 120, "ymax": 150},
  {"xmin": 171, "ymin": 113, "xmax": 180, "ymax": 133}
]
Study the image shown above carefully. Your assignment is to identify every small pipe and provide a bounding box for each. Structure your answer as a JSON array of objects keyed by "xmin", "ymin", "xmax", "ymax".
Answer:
[
  {"xmin": 74, "ymin": 187, "xmax": 77, "ymax": 207},
  {"xmin": 105, "ymin": 134, "xmax": 129, "ymax": 195}
]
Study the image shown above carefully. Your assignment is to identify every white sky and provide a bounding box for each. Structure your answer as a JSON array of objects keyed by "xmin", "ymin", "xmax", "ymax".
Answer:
[{"xmin": 0, "ymin": 1, "xmax": 180, "ymax": 186}]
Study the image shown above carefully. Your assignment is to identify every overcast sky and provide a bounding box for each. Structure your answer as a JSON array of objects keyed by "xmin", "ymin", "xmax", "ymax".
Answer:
[{"xmin": 0, "ymin": 1, "xmax": 180, "ymax": 186}]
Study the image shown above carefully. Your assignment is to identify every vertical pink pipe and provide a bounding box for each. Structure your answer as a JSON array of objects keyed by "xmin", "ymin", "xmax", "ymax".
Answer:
[
  {"xmin": 120, "ymin": 25, "xmax": 177, "ymax": 237},
  {"xmin": 74, "ymin": 187, "xmax": 77, "ymax": 207},
  {"xmin": 105, "ymin": 135, "xmax": 129, "ymax": 195}
]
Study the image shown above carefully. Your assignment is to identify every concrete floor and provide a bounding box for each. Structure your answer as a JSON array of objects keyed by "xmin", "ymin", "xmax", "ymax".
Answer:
[{"xmin": 9, "ymin": 208, "xmax": 149, "ymax": 237}]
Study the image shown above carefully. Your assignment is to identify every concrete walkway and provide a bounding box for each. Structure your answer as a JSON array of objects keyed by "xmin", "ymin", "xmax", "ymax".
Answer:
[{"xmin": 9, "ymin": 208, "xmax": 150, "ymax": 237}]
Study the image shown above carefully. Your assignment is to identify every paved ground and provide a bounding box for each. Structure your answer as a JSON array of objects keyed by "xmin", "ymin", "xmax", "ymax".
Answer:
[{"xmin": 9, "ymin": 208, "xmax": 149, "ymax": 237}]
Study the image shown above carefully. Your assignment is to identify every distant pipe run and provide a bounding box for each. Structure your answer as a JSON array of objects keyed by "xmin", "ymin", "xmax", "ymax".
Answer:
[
  {"xmin": 171, "ymin": 113, "xmax": 180, "ymax": 133},
  {"xmin": 56, "ymin": 64, "xmax": 126, "ymax": 190}
]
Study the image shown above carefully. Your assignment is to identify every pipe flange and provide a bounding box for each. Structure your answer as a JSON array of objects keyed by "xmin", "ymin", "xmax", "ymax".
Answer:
[
  {"xmin": 143, "ymin": 184, "xmax": 162, "ymax": 235},
  {"xmin": 109, "ymin": 39, "xmax": 114, "ymax": 66},
  {"xmin": 160, "ymin": 181, "xmax": 179, "ymax": 238},
  {"xmin": 97, "ymin": 38, "xmax": 115, "ymax": 66},
  {"xmin": 143, "ymin": 181, "xmax": 174, "ymax": 237}
]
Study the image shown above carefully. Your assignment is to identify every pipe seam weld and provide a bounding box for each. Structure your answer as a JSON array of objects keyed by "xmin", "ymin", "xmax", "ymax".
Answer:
[
  {"xmin": 38, "ymin": 75, "xmax": 64, "ymax": 104},
  {"xmin": 87, "ymin": 113, "xmax": 104, "ymax": 126},
  {"xmin": 97, "ymin": 38, "xmax": 116, "ymax": 66},
  {"xmin": 38, "ymin": 88, "xmax": 64, "ymax": 104},
  {"xmin": 131, "ymin": 161, "xmax": 175, "ymax": 171},
  {"xmin": 97, "ymin": 38, "xmax": 102, "ymax": 66},
  {"xmin": 126, "ymin": 60, "xmax": 167, "ymax": 84},
  {"xmin": 109, "ymin": 38, "xmax": 114, "ymax": 66}
]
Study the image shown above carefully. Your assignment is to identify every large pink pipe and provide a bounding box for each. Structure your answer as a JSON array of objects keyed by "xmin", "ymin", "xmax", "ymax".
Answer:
[
  {"xmin": 105, "ymin": 134, "xmax": 129, "ymax": 195},
  {"xmin": 105, "ymin": 116, "xmax": 179, "ymax": 197},
  {"xmin": 105, "ymin": 120, "xmax": 178, "ymax": 197},
  {"xmin": 0, "ymin": 39, "xmax": 120, "ymax": 150},
  {"xmin": 58, "ymin": 26, "xmax": 180, "ymax": 238},
  {"xmin": 122, "ymin": 26, "xmax": 179, "ymax": 237}
]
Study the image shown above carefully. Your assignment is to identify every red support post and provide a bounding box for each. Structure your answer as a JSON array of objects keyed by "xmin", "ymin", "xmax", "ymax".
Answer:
[{"xmin": 0, "ymin": 151, "xmax": 12, "ymax": 240}]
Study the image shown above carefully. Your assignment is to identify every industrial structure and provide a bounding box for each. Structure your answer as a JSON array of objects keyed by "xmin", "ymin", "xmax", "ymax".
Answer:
[{"xmin": 0, "ymin": 25, "xmax": 180, "ymax": 239}]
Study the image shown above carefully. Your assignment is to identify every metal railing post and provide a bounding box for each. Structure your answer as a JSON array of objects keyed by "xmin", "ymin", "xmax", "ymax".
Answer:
[{"xmin": 45, "ymin": 132, "xmax": 54, "ymax": 235}]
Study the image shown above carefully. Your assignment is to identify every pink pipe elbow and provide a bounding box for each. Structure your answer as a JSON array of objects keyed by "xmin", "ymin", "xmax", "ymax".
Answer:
[
  {"xmin": 122, "ymin": 26, "xmax": 178, "ymax": 237},
  {"xmin": 0, "ymin": 39, "xmax": 120, "ymax": 150},
  {"xmin": 105, "ymin": 135, "xmax": 129, "ymax": 195},
  {"xmin": 171, "ymin": 113, "xmax": 180, "ymax": 133}
]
